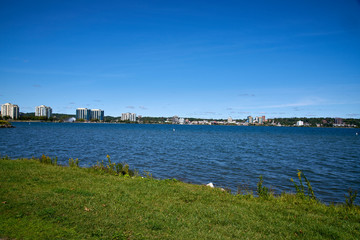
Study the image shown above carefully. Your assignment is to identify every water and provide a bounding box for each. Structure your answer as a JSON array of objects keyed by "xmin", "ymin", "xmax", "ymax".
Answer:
[{"xmin": 1, "ymin": 122, "xmax": 359, "ymax": 203}]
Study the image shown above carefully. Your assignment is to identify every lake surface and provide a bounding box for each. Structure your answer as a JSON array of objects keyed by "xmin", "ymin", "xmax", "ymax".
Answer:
[{"xmin": 1, "ymin": 122, "xmax": 359, "ymax": 203}]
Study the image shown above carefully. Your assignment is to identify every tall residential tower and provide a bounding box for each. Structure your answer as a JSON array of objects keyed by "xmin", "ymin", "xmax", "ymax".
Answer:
[
  {"xmin": 35, "ymin": 105, "xmax": 52, "ymax": 118},
  {"xmin": 1, "ymin": 103, "xmax": 19, "ymax": 119},
  {"xmin": 76, "ymin": 108, "xmax": 104, "ymax": 121}
]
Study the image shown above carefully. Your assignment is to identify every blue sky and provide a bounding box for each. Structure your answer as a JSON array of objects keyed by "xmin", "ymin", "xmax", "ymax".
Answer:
[{"xmin": 1, "ymin": 0, "xmax": 360, "ymax": 119}]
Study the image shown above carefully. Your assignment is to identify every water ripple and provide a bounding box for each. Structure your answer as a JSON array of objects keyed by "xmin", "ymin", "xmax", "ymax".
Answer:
[{"xmin": 1, "ymin": 122, "xmax": 359, "ymax": 203}]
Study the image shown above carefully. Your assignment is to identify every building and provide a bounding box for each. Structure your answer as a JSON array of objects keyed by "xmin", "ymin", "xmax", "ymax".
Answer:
[
  {"xmin": 228, "ymin": 117, "xmax": 234, "ymax": 124},
  {"xmin": 172, "ymin": 115, "xmax": 179, "ymax": 124},
  {"xmin": 121, "ymin": 112, "xmax": 136, "ymax": 122},
  {"xmin": 262, "ymin": 116, "xmax": 266, "ymax": 123},
  {"xmin": 335, "ymin": 118, "xmax": 343, "ymax": 125},
  {"xmin": 258, "ymin": 117, "xmax": 263, "ymax": 124},
  {"xmin": 247, "ymin": 116, "xmax": 253, "ymax": 124},
  {"xmin": 76, "ymin": 108, "xmax": 91, "ymax": 121},
  {"xmin": 76, "ymin": 108, "xmax": 104, "ymax": 121},
  {"xmin": 35, "ymin": 105, "xmax": 52, "ymax": 118},
  {"xmin": 296, "ymin": 120, "xmax": 304, "ymax": 126},
  {"xmin": 1, "ymin": 103, "xmax": 19, "ymax": 119},
  {"xmin": 91, "ymin": 109, "xmax": 104, "ymax": 121}
]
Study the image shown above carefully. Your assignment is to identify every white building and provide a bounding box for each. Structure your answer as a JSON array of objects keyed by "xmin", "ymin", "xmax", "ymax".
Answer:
[
  {"xmin": 121, "ymin": 112, "xmax": 136, "ymax": 122},
  {"xmin": 296, "ymin": 120, "xmax": 304, "ymax": 126},
  {"xmin": 1, "ymin": 103, "xmax": 19, "ymax": 119},
  {"xmin": 35, "ymin": 105, "xmax": 52, "ymax": 118},
  {"xmin": 228, "ymin": 117, "xmax": 236, "ymax": 124}
]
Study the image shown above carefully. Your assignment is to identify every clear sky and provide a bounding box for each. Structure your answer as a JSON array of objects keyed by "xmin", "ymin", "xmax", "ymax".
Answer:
[{"xmin": 1, "ymin": 0, "xmax": 360, "ymax": 119}]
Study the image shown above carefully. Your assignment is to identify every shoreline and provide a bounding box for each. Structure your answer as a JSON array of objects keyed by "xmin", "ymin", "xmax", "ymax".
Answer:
[
  {"xmin": 8, "ymin": 120, "xmax": 359, "ymax": 129},
  {"xmin": 1, "ymin": 157, "xmax": 359, "ymax": 239}
]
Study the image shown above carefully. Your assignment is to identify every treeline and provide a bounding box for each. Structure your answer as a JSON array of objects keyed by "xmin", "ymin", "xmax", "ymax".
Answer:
[
  {"xmin": 269, "ymin": 117, "xmax": 359, "ymax": 127},
  {"xmin": 6, "ymin": 112, "xmax": 76, "ymax": 122},
  {"xmin": 139, "ymin": 116, "xmax": 167, "ymax": 124}
]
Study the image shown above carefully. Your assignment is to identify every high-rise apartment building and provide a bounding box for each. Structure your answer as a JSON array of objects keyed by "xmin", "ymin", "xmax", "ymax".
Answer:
[
  {"xmin": 35, "ymin": 105, "xmax": 52, "ymax": 118},
  {"xmin": 247, "ymin": 116, "xmax": 253, "ymax": 124},
  {"xmin": 76, "ymin": 108, "xmax": 104, "ymax": 121},
  {"xmin": 76, "ymin": 108, "xmax": 91, "ymax": 121},
  {"xmin": 1, "ymin": 103, "xmax": 19, "ymax": 119},
  {"xmin": 91, "ymin": 109, "xmax": 104, "ymax": 121},
  {"xmin": 121, "ymin": 112, "xmax": 136, "ymax": 122}
]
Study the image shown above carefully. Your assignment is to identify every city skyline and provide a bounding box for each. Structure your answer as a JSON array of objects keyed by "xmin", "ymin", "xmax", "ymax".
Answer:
[{"xmin": 1, "ymin": 1, "xmax": 360, "ymax": 119}]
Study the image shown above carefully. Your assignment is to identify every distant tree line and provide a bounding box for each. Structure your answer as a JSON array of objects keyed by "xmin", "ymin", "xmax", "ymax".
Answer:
[
  {"xmin": 1, "ymin": 112, "xmax": 359, "ymax": 128},
  {"xmin": 268, "ymin": 117, "xmax": 359, "ymax": 128}
]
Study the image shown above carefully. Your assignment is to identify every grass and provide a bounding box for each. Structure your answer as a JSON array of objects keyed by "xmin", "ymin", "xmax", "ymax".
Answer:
[{"xmin": 1, "ymin": 158, "xmax": 359, "ymax": 239}]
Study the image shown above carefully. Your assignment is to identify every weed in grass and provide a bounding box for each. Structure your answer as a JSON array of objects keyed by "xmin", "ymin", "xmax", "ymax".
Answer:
[
  {"xmin": 291, "ymin": 170, "xmax": 316, "ymax": 200},
  {"xmin": 345, "ymin": 188, "xmax": 358, "ymax": 208},
  {"xmin": 257, "ymin": 175, "xmax": 271, "ymax": 199},
  {"xmin": 106, "ymin": 154, "xmax": 117, "ymax": 175},
  {"xmin": 39, "ymin": 154, "xmax": 57, "ymax": 165},
  {"xmin": 143, "ymin": 171, "xmax": 153, "ymax": 179},
  {"xmin": 68, "ymin": 158, "xmax": 79, "ymax": 167},
  {"xmin": 92, "ymin": 155, "xmax": 137, "ymax": 177},
  {"xmin": 237, "ymin": 182, "xmax": 253, "ymax": 196},
  {"xmin": 0, "ymin": 155, "xmax": 11, "ymax": 160}
]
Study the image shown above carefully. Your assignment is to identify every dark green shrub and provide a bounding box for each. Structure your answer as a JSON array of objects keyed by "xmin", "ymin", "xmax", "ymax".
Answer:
[
  {"xmin": 345, "ymin": 188, "xmax": 358, "ymax": 208},
  {"xmin": 257, "ymin": 175, "xmax": 271, "ymax": 199}
]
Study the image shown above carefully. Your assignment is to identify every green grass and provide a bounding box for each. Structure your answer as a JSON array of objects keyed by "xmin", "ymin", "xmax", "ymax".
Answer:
[{"xmin": 1, "ymin": 158, "xmax": 359, "ymax": 239}]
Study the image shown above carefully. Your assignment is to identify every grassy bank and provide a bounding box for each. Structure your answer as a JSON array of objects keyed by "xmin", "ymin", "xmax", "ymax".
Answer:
[{"xmin": 1, "ymin": 158, "xmax": 359, "ymax": 239}]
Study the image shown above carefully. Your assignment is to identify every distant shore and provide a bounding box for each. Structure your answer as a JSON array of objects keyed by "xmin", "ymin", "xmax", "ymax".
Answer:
[{"xmin": 7, "ymin": 119, "xmax": 360, "ymax": 129}]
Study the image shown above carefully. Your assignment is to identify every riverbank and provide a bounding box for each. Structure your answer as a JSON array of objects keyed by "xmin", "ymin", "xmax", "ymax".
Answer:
[
  {"xmin": 1, "ymin": 158, "xmax": 359, "ymax": 239},
  {"xmin": 0, "ymin": 120, "xmax": 14, "ymax": 128}
]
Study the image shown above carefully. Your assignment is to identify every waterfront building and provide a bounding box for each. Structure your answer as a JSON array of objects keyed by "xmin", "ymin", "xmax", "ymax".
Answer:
[
  {"xmin": 91, "ymin": 109, "xmax": 104, "ymax": 121},
  {"xmin": 247, "ymin": 116, "xmax": 253, "ymax": 124},
  {"xmin": 262, "ymin": 116, "xmax": 266, "ymax": 122},
  {"xmin": 121, "ymin": 113, "xmax": 127, "ymax": 121},
  {"xmin": 179, "ymin": 118, "xmax": 185, "ymax": 125},
  {"xmin": 258, "ymin": 117, "xmax": 263, "ymax": 124},
  {"xmin": 296, "ymin": 120, "xmax": 304, "ymax": 126},
  {"xmin": 335, "ymin": 118, "xmax": 343, "ymax": 125},
  {"xmin": 76, "ymin": 108, "xmax": 91, "ymax": 121},
  {"xmin": 172, "ymin": 115, "xmax": 179, "ymax": 124},
  {"xmin": 121, "ymin": 112, "xmax": 136, "ymax": 122},
  {"xmin": 130, "ymin": 113, "xmax": 136, "ymax": 122},
  {"xmin": 1, "ymin": 103, "xmax": 19, "ymax": 119},
  {"xmin": 35, "ymin": 105, "xmax": 52, "ymax": 118}
]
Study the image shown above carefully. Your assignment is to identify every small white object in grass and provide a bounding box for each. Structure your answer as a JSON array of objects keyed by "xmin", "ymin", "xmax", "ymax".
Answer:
[{"xmin": 206, "ymin": 182, "xmax": 214, "ymax": 188}]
